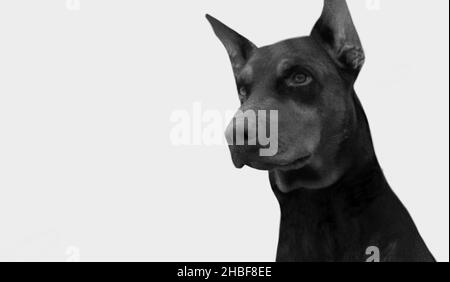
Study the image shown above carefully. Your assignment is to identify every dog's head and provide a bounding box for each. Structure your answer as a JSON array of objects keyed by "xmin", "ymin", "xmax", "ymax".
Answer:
[{"xmin": 207, "ymin": 0, "xmax": 365, "ymax": 192}]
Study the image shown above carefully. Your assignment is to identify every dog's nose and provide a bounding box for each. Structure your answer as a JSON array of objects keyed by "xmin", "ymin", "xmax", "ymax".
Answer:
[{"xmin": 225, "ymin": 108, "xmax": 279, "ymax": 167}]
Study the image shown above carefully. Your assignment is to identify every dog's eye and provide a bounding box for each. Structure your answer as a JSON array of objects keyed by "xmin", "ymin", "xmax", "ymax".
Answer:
[
  {"xmin": 286, "ymin": 73, "xmax": 312, "ymax": 87},
  {"xmin": 238, "ymin": 86, "xmax": 248, "ymax": 102}
]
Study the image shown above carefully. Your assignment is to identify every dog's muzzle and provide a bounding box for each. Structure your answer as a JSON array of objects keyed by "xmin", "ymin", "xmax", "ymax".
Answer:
[{"xmin": 225, "ymin": 109, "xmax": 280, "ymax": 170}]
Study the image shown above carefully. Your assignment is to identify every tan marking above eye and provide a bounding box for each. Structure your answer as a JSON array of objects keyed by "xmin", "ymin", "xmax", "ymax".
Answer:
[
  {"xmin": 277, "ymin": 59, "xmax": 294, "ymax": 77},
  {"xmin": 237, "ymin": 65, "xmax": 254, "ymax": 83}
]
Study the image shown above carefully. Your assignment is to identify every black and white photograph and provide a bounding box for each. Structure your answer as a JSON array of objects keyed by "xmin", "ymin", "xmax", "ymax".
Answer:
[{"xmin": 0, "ymin": 0, "xmax": 448, "ymax": 271}]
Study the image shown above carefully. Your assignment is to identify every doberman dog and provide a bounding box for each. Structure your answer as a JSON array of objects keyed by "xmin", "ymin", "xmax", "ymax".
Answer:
[{"xmin": 206, "ymin": 0, "xmax": 435, "ymax": 262}]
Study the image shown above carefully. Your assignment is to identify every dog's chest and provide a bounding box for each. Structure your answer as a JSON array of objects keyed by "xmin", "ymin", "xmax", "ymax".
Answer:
[
  {"xmin": 277, "ymin": 215, "xmax": 400, "ymax": 262},
  {"xmin": 276, "ymin": 192, "xmax": 394, "ymax": 261}
]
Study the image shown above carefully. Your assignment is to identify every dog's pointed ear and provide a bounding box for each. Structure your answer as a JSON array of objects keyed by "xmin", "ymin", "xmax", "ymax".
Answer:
[
  {"xmin": 311, "ymin": 0, "xmax": 365, "ymax": 76},
  {"xmin": 206, "ymin": 14, "xmax": 257, "ymax": 74}
]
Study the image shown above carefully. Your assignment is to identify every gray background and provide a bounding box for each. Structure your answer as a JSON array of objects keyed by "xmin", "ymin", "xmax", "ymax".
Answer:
[{"xmin": 0, "ymin": 0, "xmax": 448, "ymax": 261}]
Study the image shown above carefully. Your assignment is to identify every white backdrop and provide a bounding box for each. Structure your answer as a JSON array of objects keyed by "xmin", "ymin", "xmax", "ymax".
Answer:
[{"xmin": 0, "ymin": 0, "xmax": 448, "ymax": 262}]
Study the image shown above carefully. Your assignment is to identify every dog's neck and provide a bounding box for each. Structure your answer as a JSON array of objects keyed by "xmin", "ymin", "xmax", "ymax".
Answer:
[
  {"xmin": 268, "ymin": 91, "xmax": 398, "ymax": 261},
  {"xmin": 270, "ymin": 163, "xmax": 391, "ymax": 261}
]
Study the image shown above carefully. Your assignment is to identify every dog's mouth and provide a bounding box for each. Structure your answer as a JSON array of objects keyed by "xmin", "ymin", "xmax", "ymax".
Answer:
[
  {"xmin": 233, "ymin": 154, "xmax": 312, "ymax": 172},
  {"xmin": 272, "ymin": 155, "xmax": 312, "ymax": 172}
]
